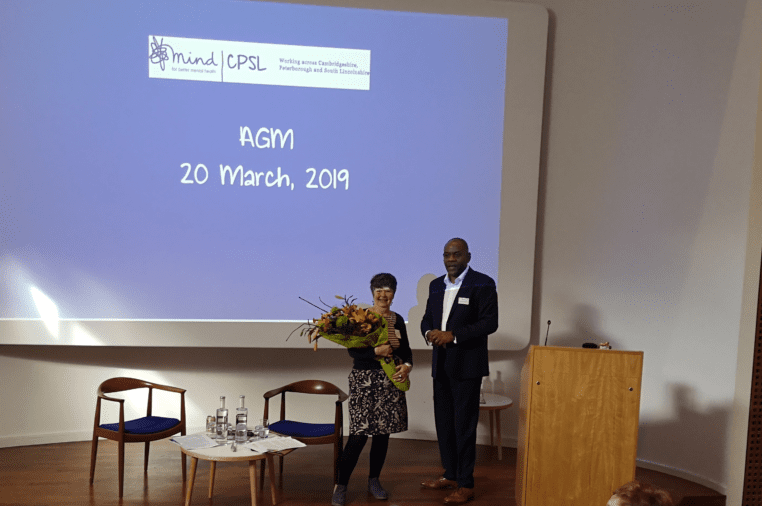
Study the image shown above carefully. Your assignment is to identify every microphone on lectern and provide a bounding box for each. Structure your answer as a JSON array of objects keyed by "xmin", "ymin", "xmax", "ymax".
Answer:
[{"xmin": 543, "ymin": 320, "xmax": 551, "ymax": 346}]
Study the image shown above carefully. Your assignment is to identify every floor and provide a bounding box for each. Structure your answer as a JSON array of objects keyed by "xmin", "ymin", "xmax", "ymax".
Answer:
[{"xmin": 0, "ymin": 438, "xmax": 725, "ymax": 505}]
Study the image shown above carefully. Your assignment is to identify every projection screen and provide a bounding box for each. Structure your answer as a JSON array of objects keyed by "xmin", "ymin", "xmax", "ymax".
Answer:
[{"xmin": 0, "ymin": 0, "xmax": 547, "ymax": 349}]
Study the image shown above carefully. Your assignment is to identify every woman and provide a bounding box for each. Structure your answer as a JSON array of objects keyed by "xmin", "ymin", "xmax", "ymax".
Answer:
[{"xmin": 332, "ymin": 273, "xmax": 413, "ymax": 506}]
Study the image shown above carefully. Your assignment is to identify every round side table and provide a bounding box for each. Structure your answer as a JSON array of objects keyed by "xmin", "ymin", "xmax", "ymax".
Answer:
[
  {"xmin": 179, "ymin": 442, "xmax": 293, "ymax": 506},
  {"xmin": 479, "ymin": 393, "xmax": 513, "ymax": 460}
]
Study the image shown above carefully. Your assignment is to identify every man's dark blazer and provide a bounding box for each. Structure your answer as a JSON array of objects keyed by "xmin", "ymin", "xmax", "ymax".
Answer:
[{"xmin": 420, "ymin": 268, "xmax": 498, "ymax": 379}]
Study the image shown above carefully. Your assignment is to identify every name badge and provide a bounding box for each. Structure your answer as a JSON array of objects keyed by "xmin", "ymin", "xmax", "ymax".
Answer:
[{"xmin": 458, "ymin": 297, "xmax": 469, "ymax": 305}]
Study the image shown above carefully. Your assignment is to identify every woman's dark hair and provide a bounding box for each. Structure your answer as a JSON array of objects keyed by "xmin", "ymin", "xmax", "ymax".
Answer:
[
  {"xmin": 370, "ymin": 273, "xmax": 397, "ymax": 293},
  {"xmin": 611, "ymin": 481, "xmax": 675, "ymax": 506}
]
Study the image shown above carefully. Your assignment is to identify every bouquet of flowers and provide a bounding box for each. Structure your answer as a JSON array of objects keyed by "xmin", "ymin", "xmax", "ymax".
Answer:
[{"xmin": 291, "ymin": 295, "xmax": 410, "ymax": 391}]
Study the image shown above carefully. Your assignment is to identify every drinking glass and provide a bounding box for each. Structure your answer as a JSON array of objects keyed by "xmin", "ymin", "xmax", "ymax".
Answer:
[
  {"xmin": 206, "ymin": 416, "xmax": 216, "ymax": 434},
  {"xmin": 235, "ymin": 423, "xmax": 248, "ymax": 444},
  {"xmin": 216, "ymin": 421, "xmax": 228, "ymax": 440},
  {"xmin": 259, "ymin": 418, "xmax": 269, "ymax": 439}
]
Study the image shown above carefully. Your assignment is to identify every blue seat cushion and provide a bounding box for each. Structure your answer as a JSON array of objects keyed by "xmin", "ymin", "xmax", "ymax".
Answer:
[
  {"xmin": 100, "ymin": 416, "xmax": 180, "ymax": 435},
  {"xmin": 269, "ymin": 420, "xmax": 335, "ymax": 438}
]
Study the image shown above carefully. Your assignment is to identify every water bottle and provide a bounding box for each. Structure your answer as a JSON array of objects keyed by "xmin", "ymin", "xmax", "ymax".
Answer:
[
  {"xmin": 216, "ymin": 396, "xmax": 228, "ymax": 440},
  {"xmin": 235, "ymin": 395, "xmax": 248, "ymax": 444},
  {"xmin": 236, "ymin": 395, "xmax": 248, "ymax": 427}
]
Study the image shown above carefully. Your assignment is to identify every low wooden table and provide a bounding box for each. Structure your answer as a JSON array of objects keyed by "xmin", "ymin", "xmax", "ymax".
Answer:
[
  {"xmin": 480, "ymin": 393, "xmax": 513, "ymax": 460},
  {"xmin": 179, "ymin": 441, "xmax": 292, "ymax": 506}
]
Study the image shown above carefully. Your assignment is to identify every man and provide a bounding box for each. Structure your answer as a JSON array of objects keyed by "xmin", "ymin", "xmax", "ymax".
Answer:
[{"xmin": 420, "ymin": 238, "xmax": 498, "ymax": 504}]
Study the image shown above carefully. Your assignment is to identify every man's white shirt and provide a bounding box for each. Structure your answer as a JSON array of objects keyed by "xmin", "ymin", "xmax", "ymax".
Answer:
[{"xmin": 441, "ymin": 266, "xmax": 470, "ymax": 342}]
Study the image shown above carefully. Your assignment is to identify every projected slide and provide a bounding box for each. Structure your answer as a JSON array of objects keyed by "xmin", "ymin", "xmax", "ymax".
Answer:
[{"xmin": 0, "ymin": 0, "xmax": 507, "ymax": 322}]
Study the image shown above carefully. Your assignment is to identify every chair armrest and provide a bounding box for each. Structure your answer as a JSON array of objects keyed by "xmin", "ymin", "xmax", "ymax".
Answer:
[
  {"xmin": 151, "ymin": 383, "xmax": 186, "ymax": 395},
  {"xmin": 98, "ymin": 393, "xmax": 126, "ymax": 404},
  {"xmin": 94, "ymin": 394, "xmax": 126, "ymax": 432},
  {"xmin": 263, "ymin": 385, "xmax": 288, "ymax": 399},
  {"xmin": 262, "ymin": 390, "xmax": 287, "ymax": 421},
  {"xmin": 145, "ymin": 383, "xmax": 185, "ymax": 418}
]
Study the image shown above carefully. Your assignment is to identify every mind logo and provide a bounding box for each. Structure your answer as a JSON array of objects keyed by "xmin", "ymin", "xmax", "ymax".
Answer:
[{"xmin": 149, "ymin": 36, "xmax": 172, "ymax": 71}]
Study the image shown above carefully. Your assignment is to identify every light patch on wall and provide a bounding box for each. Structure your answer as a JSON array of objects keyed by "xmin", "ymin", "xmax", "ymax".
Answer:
[
  {"xmin": 29, "ymin": 286, "xmax": 59, "ymax": 338},
  {"xmin": 71, "ymin": 323, "xmax": 101, "ymax": 346}
]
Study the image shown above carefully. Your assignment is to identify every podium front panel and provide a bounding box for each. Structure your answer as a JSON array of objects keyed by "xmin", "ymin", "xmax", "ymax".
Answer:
[{"xmin": 517, "ymin": 346, "xmax": 643, "ymax": 506}]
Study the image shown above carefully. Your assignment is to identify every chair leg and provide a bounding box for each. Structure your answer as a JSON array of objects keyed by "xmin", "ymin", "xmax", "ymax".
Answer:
[
  {"xmin": 89, "ymin": 434, "xmax": 99, "ymax": 484},
  {"xmin": 144, "ymin": 441, "xmax": 150, "ymax": 473},
  {"xmin": 181, "ymin": 427, "xmax": 187, "ymax": 482},
  {"xmin": 118, "ymin": 440, "xmax": 125, "ymax": 498}
]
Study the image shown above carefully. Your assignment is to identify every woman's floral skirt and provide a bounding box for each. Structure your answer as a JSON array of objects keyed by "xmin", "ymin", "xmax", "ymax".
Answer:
[{"xmin": 348, "ymin": 368, "xmax": 408, "ymax": 435}]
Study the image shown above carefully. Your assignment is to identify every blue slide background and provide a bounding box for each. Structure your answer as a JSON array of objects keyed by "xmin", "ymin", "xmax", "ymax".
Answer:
[{"xmin": 0, "ymin": 0, "xmax": 507, "ymax": 320}]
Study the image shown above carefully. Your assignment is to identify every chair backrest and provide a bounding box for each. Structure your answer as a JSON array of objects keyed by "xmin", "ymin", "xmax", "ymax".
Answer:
[
  {"xmin": 94, "ymin": 377, "xmax": 186, "ymax": 430},
  {"xmin": 263, "ymin": 379, "xmax": 348, "ymax": 401},
  {"xmin": 98, "ymin": 377, "xmax": 153, "ymax": 395},
  {"xmin": 263, "ymin": 379, "xmax": 348, "ymax": 423},
  {"xmin": 281, "ymin": 380, "xmax": 346, "ymax": 397}
]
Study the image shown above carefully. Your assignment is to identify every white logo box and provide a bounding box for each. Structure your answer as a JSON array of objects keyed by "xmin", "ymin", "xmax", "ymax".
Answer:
[{"xmin": 149, "ymin": 35, "xmax": 371, "ymax": 90}]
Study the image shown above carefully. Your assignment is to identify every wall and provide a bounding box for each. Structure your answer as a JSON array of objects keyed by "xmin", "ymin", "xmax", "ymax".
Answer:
[
  {"xmin": 726, "ymin": 4, "xmax": 762, "ymax": 503},
  {"xmin": 533, "ymin": 0, "xmax": 762, "ymax": 494},
  {"xmin": 1, "ymin": 0, "xmax": 761, "ymax": 498}
]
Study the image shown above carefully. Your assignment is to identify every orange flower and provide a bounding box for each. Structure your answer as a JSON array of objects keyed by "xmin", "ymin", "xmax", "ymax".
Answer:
[{"xmin": 352, "ymin": 309, "xmax": 367, "ymax": 323}]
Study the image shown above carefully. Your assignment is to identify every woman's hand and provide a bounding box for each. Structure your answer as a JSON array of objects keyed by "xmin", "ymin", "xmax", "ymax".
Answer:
[
  {"xmin": 393, "ymin": 363, "xmax": 410, "ymax": 382},
  {"xmin": 374, "ymin": 343, "xmax": 393, "ymax": 358}
]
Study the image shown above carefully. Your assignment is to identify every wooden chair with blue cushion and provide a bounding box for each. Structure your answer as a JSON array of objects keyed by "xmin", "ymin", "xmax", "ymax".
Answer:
[
  {"xmin": 263, "ymin": 379, "xmax": 348, "ymax": 485},
  {"xmin": 89, "ymin": 377, "xmax": 187, "ymax": 497}
]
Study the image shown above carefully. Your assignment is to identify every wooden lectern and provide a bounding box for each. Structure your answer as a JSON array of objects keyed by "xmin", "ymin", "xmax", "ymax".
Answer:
[{"xmin": 516, "ymin": 346, "xmax": 643, "ymax": 506}]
